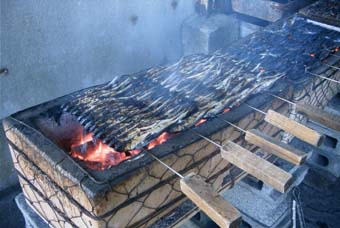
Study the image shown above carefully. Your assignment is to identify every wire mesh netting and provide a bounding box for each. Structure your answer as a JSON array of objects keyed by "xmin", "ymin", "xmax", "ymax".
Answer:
[{"xmin": 6, "ymin": 103, "xmax": 287, "ymax": 228}]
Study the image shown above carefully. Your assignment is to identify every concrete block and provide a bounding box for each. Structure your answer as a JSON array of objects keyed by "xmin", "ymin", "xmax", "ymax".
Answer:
[
  {"xmin": 182, "ymin": 14, "xmax": 240, "ymax": 55},
  {"xmin": 222, "ymin": 180, "xmax": 292, "ymax": 228},
  {"xmin": 305, "ymin": 120, "xmax": 340, "ymax": 177},
  {"xmin": 232, "ymin": 0, "xmax": 284, "ymax": 22}
]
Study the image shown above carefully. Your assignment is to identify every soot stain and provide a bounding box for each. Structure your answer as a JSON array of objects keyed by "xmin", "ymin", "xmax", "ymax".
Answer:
[
  {"xmin": 171, "ymin": 0, "xmax": 178, "ymax": 10},
  {"xmin": 129, "ymin": 15, "xmax": 138, "ymax": 25}
]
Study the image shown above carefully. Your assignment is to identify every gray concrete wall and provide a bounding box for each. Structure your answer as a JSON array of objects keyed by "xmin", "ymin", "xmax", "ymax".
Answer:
[
  {"xmin": 0, "ymin": 0, "xmax": 196, "ymax": 191},
  {"xmin": 0, "ymin": 0, "xmax": 196, "ymax": 119}
]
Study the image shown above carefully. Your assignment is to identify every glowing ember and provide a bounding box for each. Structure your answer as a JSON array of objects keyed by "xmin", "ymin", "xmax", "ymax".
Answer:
[
  {"xmin": 195, "ymin": 118, "xmax": 207, "ymax": 127},
  {"xmin": 223, "ymin": 108, "xmax": 231, "ymax": 113},
  {"xmin": 147, "ymin": 132, "xmax": 174, "ymax": 150},
  {"xmin": 70, "ymin": 132, "xmax": 140, "ymax": 170},
  {"xmin": 70, "ymin": 129, "xmax": 174, "ymax": 170}
]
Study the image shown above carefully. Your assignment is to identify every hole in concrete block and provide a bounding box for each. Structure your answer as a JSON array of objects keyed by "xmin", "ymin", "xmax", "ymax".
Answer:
[
  {"xmin": 322, "ymin": 135, "xmax": 338, "ymax": 149},
  {"xmin": 191, "ymin": 211, "xmax": 218, "ymax": 227},
  {"xmin": 241, "ymin": 220, "xmax": 252, "ymax": 228},
  {"xmin": 243, "ymin": 176, "xmax": 264, "ymax": 190},
  {"xmin": 311, "ymin": 153, "xmax": 329, "ymax": 167}
]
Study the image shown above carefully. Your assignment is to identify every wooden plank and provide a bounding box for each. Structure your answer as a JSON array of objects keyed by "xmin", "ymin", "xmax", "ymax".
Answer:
[
  {"xmin": 296, "ymin": 103, "xmax": 340, "ymax": 132},
  {"xmin": 180, "ymin": 173, "xmax": 242, "ymax": 228},
  {"xmin": 265, "ymin": 109, "xmax": 323, "ymax": 146},
  {"xmin": 221, "ymin": 141, "xmax": 292, "ymax": 193},
  {"xmin": 245, "ymin": 129, "xmax": 307, "ymax": 165}
]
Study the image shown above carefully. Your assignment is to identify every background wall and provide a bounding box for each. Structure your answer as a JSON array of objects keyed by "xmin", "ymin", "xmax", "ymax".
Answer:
[{"xmin": 0, "ymin": 0, "xmax": 196, "ymax": 191}]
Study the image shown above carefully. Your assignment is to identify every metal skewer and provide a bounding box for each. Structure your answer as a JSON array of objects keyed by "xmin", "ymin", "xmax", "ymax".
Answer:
[
  {"xmin": 244, "ymin": 103, "xmax": 323, "ymax": 147},
  {"xmin": 305, "ymin": 68, "xmax": 340, "ymax": 84},
  {"xmin": 189, "ymin": 128, "xmax": 293, "ymax": 193},
  {"xmin": 321, "ymin": 62, "xmax": 340, "ymax": 71},
  {"xmin": 143, "ymin": 149, "xmax": 184, "ymax": 178},
  {"xmin": 269, "ymin": 93, "xmax": 340, "ymax": 132},
  {"xmin": 142, "ymin": 148, "xmax": 242, "ymax": 227},
  {"xmin": 211, "ymin": 115, "xmax": 307, "ymax": 165}
]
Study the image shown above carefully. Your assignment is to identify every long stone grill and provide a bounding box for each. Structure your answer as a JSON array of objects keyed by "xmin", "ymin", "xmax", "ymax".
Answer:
[{"xmin": 3, "ymin": 5, "xmax": 340, "ymax": 228}]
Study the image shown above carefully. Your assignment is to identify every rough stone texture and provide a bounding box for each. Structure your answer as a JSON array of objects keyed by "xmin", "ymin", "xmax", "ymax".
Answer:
[
  {"xmin": 222, "ymin": 180, "xmax": 293, "ymax": 228},
  {"xmin": 182, "ymin": 14, "xmax": 240, "ymax": 55},
  {"xmin": 299, "ymin": 169, "xmax": 340, "ymax": 228},
  {"xmin": 0, "ymin": 0, "xmax": 196, "ymax": 119}
]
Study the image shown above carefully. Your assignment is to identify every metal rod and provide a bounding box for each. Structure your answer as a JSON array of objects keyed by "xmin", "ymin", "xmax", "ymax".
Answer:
[
  {"xmin": 189, "ymin": 129, "xmax": 223, "ymax": 149},
  {"xmin": 244, "ymin": 103, "xmax": 267, "ymax": 115},
  {"xmin": 269, "ymin": 93, "xmax": 296, "ymax": 106},
  {"xmin": 321, "ymin": 62, "xmax": 340, "ymax": 71},
  {"xmin": 214, "ymin": 115, "xmax": 247, "ymax": 134},
  {"xmin": 143, "ymin": 149, "xmax": 184, "ymax": 179},
  {"xmin": 322, "ymin": 48, "xmax": 340, "ymax": 58},
  {"xmin": 305, "ymin": 68, "xmax": 340, "ymax": 84}
]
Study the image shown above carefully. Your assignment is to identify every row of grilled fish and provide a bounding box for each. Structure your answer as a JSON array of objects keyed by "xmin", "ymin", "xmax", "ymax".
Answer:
[{"xmin": 62, "ymin": 16, "xmax": 340, "ymax": 152}]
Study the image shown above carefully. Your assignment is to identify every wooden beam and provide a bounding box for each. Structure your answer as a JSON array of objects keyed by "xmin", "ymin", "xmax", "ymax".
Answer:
[
  {"xmin": 264, "ymin": 109, "xmax": 323, "ymax": 146},
  {"xmin": 221, "ymin": 141, "xmax": 292, "ymax": 193},
  {"xmin": 180, "ymin": 173, "xmax": 242, "ymax": 228},
  {"xmin": 296, "ymin": 103, "xmax": 340, "ymax": 132},
  {"xmin": 245, "ymin": 129, "xmax": 307, "ymax": 165}
]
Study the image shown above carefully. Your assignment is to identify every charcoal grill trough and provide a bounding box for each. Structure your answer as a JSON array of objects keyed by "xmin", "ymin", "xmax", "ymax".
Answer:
[{"xmin": 3, "ymin": 6, "xmax": 340, "ymax": 228}]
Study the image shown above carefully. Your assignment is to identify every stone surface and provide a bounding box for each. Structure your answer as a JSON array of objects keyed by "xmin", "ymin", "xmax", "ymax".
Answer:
[
  {"xmin": 182, "ymin": 14, "xmax": 240, "ymax": 55},
  {"xmin": 231, "ymin": 0, "xmax": 284, "ymax": 22},
  {"xmin": 222, "ymin": 179, "xmax": 292, "ymax": 228}
]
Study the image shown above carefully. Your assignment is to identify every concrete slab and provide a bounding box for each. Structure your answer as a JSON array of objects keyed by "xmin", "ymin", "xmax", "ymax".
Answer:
[
  {"xmin": 231, "ymin": 0, "xmax": 284, "ymax": 22},
  {"xmin": 182, "ymin": 14, "xmax": 240, "ymax": 55}
]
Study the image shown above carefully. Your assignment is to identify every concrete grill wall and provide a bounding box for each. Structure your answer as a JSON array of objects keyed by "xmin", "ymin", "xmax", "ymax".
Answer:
[{"xmin": 0, "ymin": 0, "xmax": 197, "ymax": 191}]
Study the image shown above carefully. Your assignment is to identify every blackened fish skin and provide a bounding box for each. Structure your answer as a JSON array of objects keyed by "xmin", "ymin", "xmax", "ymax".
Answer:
[{"xmin": 62, "ymin": 15, "xmax": 340, "ymax": 152}]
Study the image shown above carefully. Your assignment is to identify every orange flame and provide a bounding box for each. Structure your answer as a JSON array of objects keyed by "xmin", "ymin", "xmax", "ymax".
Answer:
[
  {"xmin": 70, "ymin": 132, "xmax": 141, "ymax": 170},
  {"xmin": 195, "ymin": 118, "xmax": 207, "ymax": 127},
  {"xmin": 147, "ymin": 132, "xmax": 174, "ymax": 150},
  {"xmin": 70, "ymin": 129, "xmax": 175, "ymax": 170},
  {"xmin": 223, "ymin": 108, "xmax": 231, "ymax": 113}
]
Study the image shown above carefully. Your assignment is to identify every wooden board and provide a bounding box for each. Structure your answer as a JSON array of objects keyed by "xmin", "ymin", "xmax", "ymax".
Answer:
[
  {"xmin": 245, "ymin": 129, "xmax": 307, "ymax": 165},
  {"xmin": 180, "ymin": 173, "xmax": 242, "ymax": 228},
  {"xmin": 265, "ymin": 109, "xmax": 323, "ymax": 146},
  {"xmin": 221, "ymin": 141, "xmax": 292, "ymax": 193},
  {"xmin": 296, "ymin": 103, "xmax": 340, "ymax": 132}
]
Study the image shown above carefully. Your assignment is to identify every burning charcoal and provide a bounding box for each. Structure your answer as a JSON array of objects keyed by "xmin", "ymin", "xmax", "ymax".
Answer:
[{"xmin": 72, "ymin": 143, "xmax": 89, "ymax": 155}]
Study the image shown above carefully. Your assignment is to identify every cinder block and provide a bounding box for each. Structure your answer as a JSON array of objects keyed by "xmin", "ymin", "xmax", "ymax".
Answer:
[
  {"xmin": 232, "ymin": 0, "xmax": 284, "ymax": 22},
  {"xmin": 182, "ymin": 14, "xmax": 240, "ymax": 55}
]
